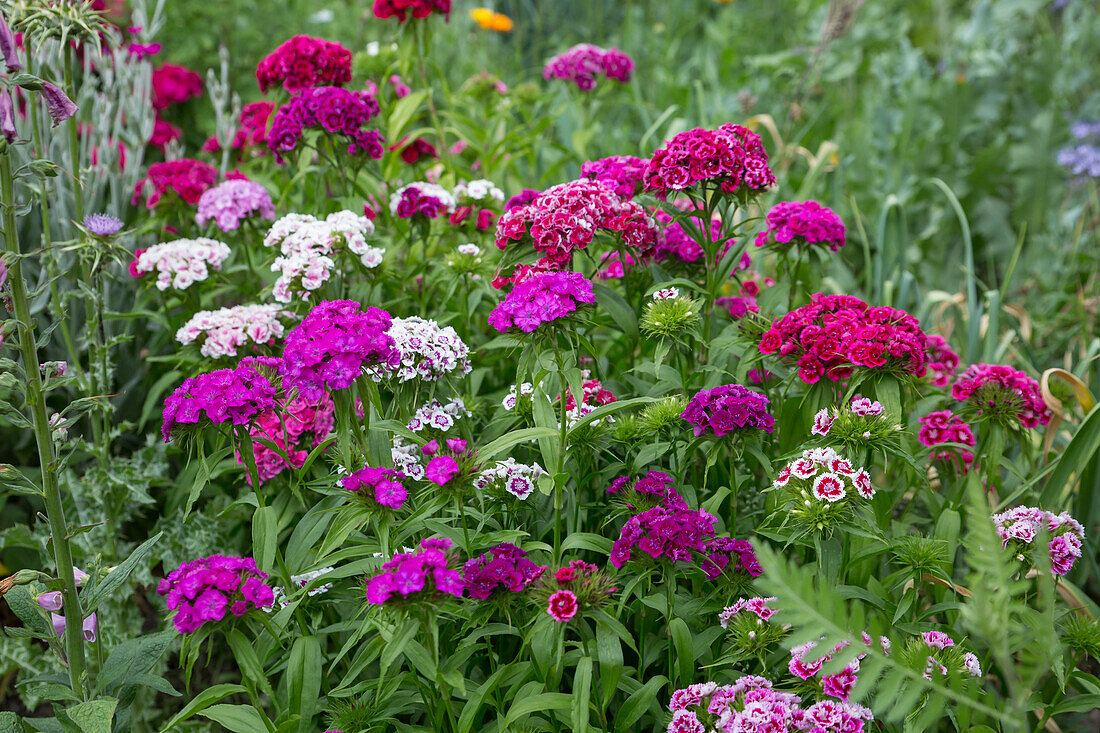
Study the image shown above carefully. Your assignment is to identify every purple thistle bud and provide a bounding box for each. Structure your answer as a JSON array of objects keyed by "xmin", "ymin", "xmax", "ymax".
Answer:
[
  {"xmin": 39, "ymin": 83, "xmax": 78, "ymax": 127},
  {"xmin": 0, "ymin": 13, "xmax": 21, "ymax": 73},
  {"xmin": 0, "ymin": 89, "xmax": 15, "ymax": 143},
  {"xmin": 84, "ymin": 213, "xmax": 123, "ymax": 237}
]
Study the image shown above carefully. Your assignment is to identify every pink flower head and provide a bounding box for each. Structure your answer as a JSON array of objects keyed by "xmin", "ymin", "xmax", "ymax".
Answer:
[
  {"xmin": 267, "ymin": 86, "xmax": 384, "ymax": 162},
  {"xmin": 425, "ymin": 455, "xmax": 460, "ymax": 486},
  {"xmin": 812, "ymin": 408, "xmax": 835, "ymax": 436},
  {"xmin": 547, "ymin": 589, "xmax": 578, "ymax": 621},
  {"xmin": 132, "ymin": 159, "xmax": 217, "ymax": 209},
  {"xmin": 372, "ymin": 0, "xmax": 451, "ymax": 21},
  {"xmin": 341, "ymin": 465, "xmax": 408, "ymax": 509},
  {"xmin": 151, "ymin": 63, "xmax": 203, "ymax": 110},
  {"xmin": 754, "ymin": 200, "xmax": 846, "ymax": 252},
  {"xmin": 951, "ymin": 363, "xmax": 1051, "ymax": 429},
  {"xmin": 918, "ymin": 410, "xmax": 976, "ymax": 471},
  {"xmin": 488, "ymin": 271, "xmax": 596, "ymax": 333},
  {"xmin": 644, "ymin": 123, "xmax": 776, "ymax": 199},
  {"xmin": 157, "ymin": 555, "xmax": 274, "ymax": 633},
  {"xmin": 543, "ymin": 44, "xmax": 633, "ymax": 91},
  {"xmin": 366, "ymin": 538, "xmax": 464, "ymax": 605},
  {"xmin": 256, "ymin": 36, "xmax": 352, "ymax": 93},
  {"xmin": 161, "ymin": 361, "xmax": 279, "ymax": 441}
]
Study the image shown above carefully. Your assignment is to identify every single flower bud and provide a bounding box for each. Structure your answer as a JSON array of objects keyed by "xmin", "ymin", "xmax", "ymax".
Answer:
[
  {"xmin": 39, "ymin": 83, "xmax": 78, "ymax": 127},
  {"xmin": 36, "ymin": 590, "xmax": 63, "ymax": 611}
]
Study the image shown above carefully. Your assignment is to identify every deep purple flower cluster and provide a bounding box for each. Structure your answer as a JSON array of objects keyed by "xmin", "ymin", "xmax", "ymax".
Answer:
[
  {"xmin": 951, "ymin": 363, "xmax": 1051, "ymax": 429},
  {"xmin": 366, "ymin": 538, "xmax": 464, "ymax": 605},
  {"xmin": 643, "ymin": 123, "xmax": 776, "ymax": 199},
  {"xmin": 610, "ymin": 505, "xmax": 724, "ymax": 575},
  {"xmin": 488, "ymin": 271, "xmax": 595, "ymax": 333},
  {"xmin": 702, "ymin": 537, "xmax": 764, "ymax": 580},
  {"xmin": 681, "ymin": 384, "xmax": 775, "ymax": 438},
  {"xmin": 581, "ymin": 155, "xmax": 650, "ymax": 199},
  {"xmin": 462, "ymin": 543, "xmax": 547, "ymax": 600},
  {"xmin": 543, "ymin": 44, "xmax": 634, "ymax": 91},
  {"xmin": 267, "ymin": 86, "xmax": 385, "ymax": 162},
  {"xmin": 341, "ymin": 465, "xmax": 408, "ymax": 509},
  {"xmin": 161, "ymin": 362, "xmax": 279, "ymax": 441},
  {"xmin": 280, "ymin": 300, "xmax": 399, "ymax": 402},
  {"xmin": 156, "ymin": 555, "xmax": 275, "ymax": 634},
  {"xmin": 754, "ymin": 200, "xmax": 846, "ymax": 252}
]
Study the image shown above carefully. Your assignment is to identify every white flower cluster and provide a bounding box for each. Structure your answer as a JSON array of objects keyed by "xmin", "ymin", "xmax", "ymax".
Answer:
[
  {"xmin": 393, "ymin": 398, "xmax": 472, "ymax": 480},
  {"xmin": 389, "ymin": 182, "xmax": 457, "ymax": 215},
  {"xmin": 134, "ymin": 238, "xmax": 231, "ymax": 291},
  {"xmin": 502, "ymin": 383, "xmax": 534, "ymax": 410},
  {"xmin": 264, "ymin": 211, "xmax": 383, "ymax": 303},
  {"xmin": 473, "ymin": 457, "xmax": 545, "ymax": 500},
  {"xmin": 175, "ymin": 303, "xmax": 293, "ymax": 358},
  {"xmin": 457, "ymin": 243, "xmax": 481, "ymax": 256},
  {"xmin": 366, "ymin": 316, "xmax": 472, "ymax": 383},
  {"xmin": 453, "ymin": 178, "xmax": 504, "ymax": 202},
  {"xmin": 653, "ymin": 287, "xmax": 680, "ymax": 300},
  {"xmin": 268, "ymin": 566, "xmax": 335, "ymax": 610}
]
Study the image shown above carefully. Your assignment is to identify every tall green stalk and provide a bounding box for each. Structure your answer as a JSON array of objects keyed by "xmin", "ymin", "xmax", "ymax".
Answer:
[{"xmin": 1, "ymin": 150, "xmax": 87, "ymax": 697}]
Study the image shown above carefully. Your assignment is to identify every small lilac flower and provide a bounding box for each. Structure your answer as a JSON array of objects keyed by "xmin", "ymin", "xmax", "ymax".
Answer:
[
  {"xmin": 0, "ymin": 12, "xmax": 20, "ymax": 72},
  {"xmin": 36, "ymin": 591, "xmax": 63, "ymax": 612},
  {"xmin": 0, "ymin": 90, "xmax": 15, "ymax": 143},
  {"xmin": 51, "ymin": 611, "xmax": 98, "ymax": 642},
  {"xmin": 84, "ymin": 213, "xmax": 123, "ymax": 237}
]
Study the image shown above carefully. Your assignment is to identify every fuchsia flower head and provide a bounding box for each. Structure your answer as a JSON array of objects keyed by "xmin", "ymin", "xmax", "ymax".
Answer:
[
  {"xmin": 488, "ymin": 271, "xmax": 596, "ymax": 333},
  {"xmin": 161, "ymin": 361, "xmax": 279, "ymax": 442},
  {"xmin": 157, "ymin": 555, "xmax": 275, "ymax": 633},
  {"xmin": 951, "ymin": 363, "xmax": 1051, "ymax": 429},
  {"xmin": 151, "ymin": 63, "xmax": 202, "ymax": 110},
  {"xmin": 366, "ymin": 538, "xmax": 464, "ymax": 606},
  {"xmin": 279, "ymin": 300, "xmax": 399, "ymax": 402},
  {"xmin": 342, "ymin": 465, "xmax": 408, "ymax": 509},
  {"xmin": 132, "ymin": 159, "xmax": 218, "ymax": 209},
  {"xmin": 918, "ymin": 410, "xmax": 976, "ymax": 472},
  {"xmin": 543, "ymin": 44, "xmax": 633, "ymax": 91},
  {"xmin": 581, "ymin": 155, "xmax": 650, "ymax": 199},
  {"xmin": 758, "ymin": 294, "xmax": 929, "ymax": 384},
  {"xmin": 609, "ymin": 504, "xmax": 753, "ymax": 580},
  {"xmin": 754, "ymin": 200, "xmax": 846, "ymax": 252},
  {"xmin": 256, "ymin": 35, "xmax": 352, "ymax": 93},
  {"xmin": 681, "ymin": 384, "xmax": 775, "ymax": 438},
  {"xmin": 644, "ymin": 123, "xmax": 776, "ymax": 201}
]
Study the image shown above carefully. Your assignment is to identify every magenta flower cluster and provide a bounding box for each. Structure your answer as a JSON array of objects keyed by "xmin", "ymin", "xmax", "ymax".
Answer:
[
  {"xmin": 495, "ymin": 178, "xmax": 658, "ymax": 270},
  {"xmin": 365, "ymin": 538, "xmax": 464, "ymax": 605},
  {"xmin": 681, "ymin": 384, "xmax": 775, "ymax": 438},
  {"xmin": 488, "ymin": 271, "xmax": 596, "ymax": 333},
  {"xmin": 992, "ymin": 506, "xmax": 1084, "ymax": 575},
  {"xmin": 341, "ymin": 465, "xmax": 408, "ymax": 509},
  {"xmin": 161, "ymin": 361, "xmax": 278, "ymax": 441},
  {"xmin": 754, "ymin": 200, "xmax": 846, "ymax": 252},
  {"xmin": 643, "ymin": 123, "xmax": 776, "ymax": 198},
  {"xmin": 132, "ymin": 159, "xmax": 218, "ymax": 209},
  {"xmin": 268, "ymin": 87, "xmax": 385, "ymax": 162},
  {"xmin": 581, "ymin": 155, "xmax": 650, "ymax": 199},
  {"xmin": 610, "ymin": 505, "xmax": 746, "ymax": 579},
  {"xmin": 195, "ymin": 179, "xmax": 276, "ymax": 232},
  {"xmin": 156, "ymin": 555, "xmax": 275, "ymax": 634},
  {"xmin": 918, "ymin": 410, "xmax": 976, "ymax": 471},
  {"xmin": 462, "ymin": 543, "xmax": 547, "ymax": 600},
  {"xmin": 758, "ymin": 294, "xmax": 929, "ymax": 384},
  {"xmin": 543, "ymin": 44, "xmax": 633, "ymax": 91},
  {"xmin": 279, "ymin": 300, "xmax": 399, "ymax": 402},
  {"xmin": 950, "ymin": 363, "xmax": 1051, "ymax": 429},
  {"xmin": 653, "ymin": 207, "xmax": 736, "ymax": 266},
  {"xmin": 607, "ymin": 470, "xmax": 688, "ymax": 509},
  {"xmin": 256, "ymin": 35, "xmax": 352, "ymax": 93}
]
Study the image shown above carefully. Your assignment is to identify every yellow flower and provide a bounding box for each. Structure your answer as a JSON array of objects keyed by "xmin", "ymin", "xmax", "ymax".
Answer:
[{"xmin": 470, "ymin": 7, "xmax": 513, "ymax": 32}]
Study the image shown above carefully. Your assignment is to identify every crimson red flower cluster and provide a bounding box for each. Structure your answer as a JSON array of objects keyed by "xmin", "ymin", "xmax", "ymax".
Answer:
[
  {"xmin": 256, "ymin": 35, "xmax": 352, "ymax": 93},
  {"xmin": 372, "ymin": 0, "xmax": 451, "ymax": 22},
  {"xmin": 151, "ymin": 63, "xmax": 202, "ymax": 110},
  {"xmin": 758, "ymin": 294, "xmax": 929, "ymax": 384},
  {"xmin": 495, "ymin": 178, "xmax": 658, "ymax": 270},
  {"xmin": 643, "ymin": 123, "xmax": 776, "ymax": 199}
]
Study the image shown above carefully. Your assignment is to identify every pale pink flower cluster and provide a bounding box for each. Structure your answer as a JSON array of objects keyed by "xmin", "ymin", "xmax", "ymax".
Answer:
[
  {"xmin": 773, "ymin": 448, "xmax": 873, "ymax": 503},
  {"xmin": 991, "ymin": 505, "xmax": 1084, "ymax": 575},
  {"xmin": 134, "ymin": 238, "xmax": 231, "ymax": 291},
  {"xmin": 264, "ymin": 211, "xmax": 383, "ymax": 303},
  {"xmin": 365, "ymin": 316, "xmax": 471, "ymax": 383},
  {"xmin": 718, "ymin": 596, "xmax": 778, "ymax": 629},
  {"xmin": 810, "ymin": 395, "xmax": 884, "ymax": 437},
  {"xmin": 175, "ymin": 304, "xmax": 293, "ymax": 358},
  {"xmin": 473, "ymin": 457, "xmax": 546, "ymax": 500}
]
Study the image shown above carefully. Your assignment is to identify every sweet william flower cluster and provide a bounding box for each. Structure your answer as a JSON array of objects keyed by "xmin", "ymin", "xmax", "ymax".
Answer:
[
  {"xmin": 365, "ymin": 316, "xmax": 471, "ymax": 383},
  {"xmin": 543, "ymin": 43, "xmax": 634, "ymax": 90},
  {"xmin": 264, "ymin": 211, "xmax": 384, "ymax": 303},
  {"xmin": 581, "ymin": 154, "xmax": 650, "ymax": 199},
  {"xmin": 268, "ymin": 87, "xmax": 385, "ymax": 161},
  {"xmin": 644, "ymin": 123, "xmax": 777, "ymax": 198},
  {"xmin": 681, "ymin": 384, "xmax": 775, "ymax": 438},
  {"xmin": 951, "ymin": 363, "xmax": 1051, "ymax": 429},
  {"xmin": 256, "ymin": 35, "xmax": 352, "ymax": 92},
  {"xmin": 195, "ymin": 179, "xmax": 276, "ymax": 232},
  {"xmin": 244, "ymin": 391, "xmax": 335, "ymax": 484},
  {"xmin": 161, "ymin": 360, "xmax": 279, "ymax": 441},
  {"xmin": 488, "ymin": 271, "xmax": 596, "ymax": 333},
  {"xmin": 157, "ymin": 555, "xmax": 275, "ymax": 634},
  {"xmin": 341, "ymin": 465, "xmax": 408, "ymax": 510},
  {"xmin": 133, "ymin": 238, "xmax": 231, "ymax": 291},
  {"xmin": 175, "ymin": 304, "xmax": 292, "ymax": 358},
  {"xmin": 389, "ymin": 182, "xmax": 457, "ymax": 219},
  {"xmin": 132, "ymin": 159, "xmax": 218, "ymax": 209},
  {"xmin": 755, "ymin": 200, "xmax": 846, "ymax": 252},
  {"xmin": 992, "ymin": 506, "xmax": 1084, "ymax": 575},
  {"xmin": 366, "ymin": 538, "xmax": 464, "ymax": 605}
]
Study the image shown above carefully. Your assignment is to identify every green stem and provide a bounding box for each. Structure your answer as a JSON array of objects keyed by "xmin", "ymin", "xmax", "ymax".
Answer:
[
  {"xmin": 1, "ymin": 150, "xmax": 87, "ymax": 698},
  {"xmin": 63, "ymin": 49, "xmax": 84, "ymax": 223},
  {"xmin": 665, "ymin": 574, "xmax": 676, "ymax": 691},
  {"xmin": 553, "ymin": 346, "xmax": 570, "ymax": 565}
]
